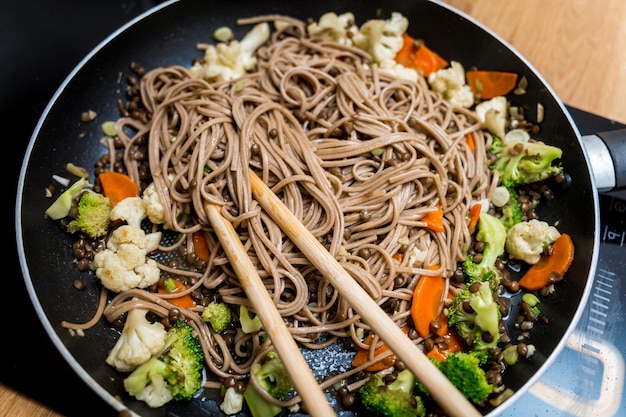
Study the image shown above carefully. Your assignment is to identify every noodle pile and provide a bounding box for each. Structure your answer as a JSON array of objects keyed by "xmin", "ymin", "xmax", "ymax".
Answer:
[{"xmin": 78, "ymin": 15, "xmax": 497, "ymax": 406}]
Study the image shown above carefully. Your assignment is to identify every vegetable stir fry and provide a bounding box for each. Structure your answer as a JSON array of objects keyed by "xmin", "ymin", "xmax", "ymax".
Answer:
[{"xmin": 45, "ymin": 9, "xmax": 573, "ymax": 417}]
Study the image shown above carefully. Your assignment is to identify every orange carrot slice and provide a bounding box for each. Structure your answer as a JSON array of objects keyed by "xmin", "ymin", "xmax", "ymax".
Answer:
[
  {"xmin": 351, "ymin": 326, "xmax": 410, "ymax": 371},
  {"xmin": 395, "ymin": 33, "xmax": 448, "ymax": 76},
  {"xmin": 465, "ymin": 132, "xmax": 476, "ymax": 152},
  {"xmin": 518, "ymin": 233, "xmax": 574, "ymax": 291},
  {"xmin": 158, "ymin": 278, "xmax": 196, "ymax": 309},
  {"xmin": 467, "ymin": 203, "xmax": 482, "ymax": 234},
  {"xmin": 426, "ymin": 325, "xmax": 466, "ymax": 362},
  {"xmin": 422, "ymin": 205, "xmax": 444, "ymax": 233},
  {"xmin": 98, "ymin": 171, "xmax": 140, "ymax": 207},
  {"xmin": 466, "ymin": 70, "xmax": 518, "ymax": 99},
  {"xmin": 411, "ymin": 265, "xmax": 445, "ymax": 338},
  {"xmin": 192, "ymin": 231, "xmax": 211, "ymax": 263}
]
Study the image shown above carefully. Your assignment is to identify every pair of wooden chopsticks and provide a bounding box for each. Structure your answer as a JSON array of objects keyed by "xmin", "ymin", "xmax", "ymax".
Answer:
[
  {"xmin": 205, "ymin": 203, "xmax": 334, "ymax": 417},
  {"xmin": 204, "ymin": 169, "xmax": 481, "ymax": 417}
]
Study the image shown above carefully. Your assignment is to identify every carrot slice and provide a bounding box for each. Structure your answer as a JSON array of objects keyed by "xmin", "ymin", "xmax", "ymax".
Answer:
[
  {"xmin": 192, "ymin": 231, "xmax": 211, "ymax": 263},
  {"xmin": 433, "ymin": 310, "xmax": 448, "ymax": 337},
  {"xmin": 395, "ymin": 33, "xmax": 448, "ymax": 76},
  {"xmin": 518, "ymin": 233, "xmax": 574, "ymax": 291},
  {"xmin": 351, "ymin": 326, "xmax": 410, "ymax": 371},
  {"xmin": 158, "ymin": 278, "xmax": 196, "ymax": 309},
  {"xmin": 466, "ymin": 70, "xmax": 518, "ymax": 99},
  {"xmin": 465, "ymin": 132, "xmax": 476, "ymax": 152},
  {"xmin": 98, "ymin": 171, "xmax": 140, "ymax": 207},
  {"xmin": 467, "ymin": 203, "xmax": 482, "ymax": 234},
  {"xmin": 392, "ymin": 252, "xmax": 403, "ymax": 263},
  {"xmin": 422, "ymin": 205, "xmax": 445, "ymax": 232},
  {"xmin": 426, "ymin": 325, "xmax": 466, "ymax": 361},
  {"xmin": 411, "ymin": 265, "xmax": 445, "ymax": 339}
]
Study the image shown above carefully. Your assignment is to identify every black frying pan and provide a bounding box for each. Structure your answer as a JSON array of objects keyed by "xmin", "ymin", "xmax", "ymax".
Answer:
[{"xmin": 15, "ymin": 0, "xmax": 626, "ymax": 416}]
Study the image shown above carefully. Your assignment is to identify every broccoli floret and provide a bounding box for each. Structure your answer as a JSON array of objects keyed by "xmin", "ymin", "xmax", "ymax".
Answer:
[
  {"xmin": 488, "ymin": 136, "xmax": 563, "ymax": 188},
  {"xmin": 124, "ymin": 320, "xmax": 203, "ymax": 408},
  {"xmin": 202, "ymin": 301, "xmax": 232, "ymax": 333},
  {"xmin": 445, "ymin": 281, "xmax": 500, "ymax": 350},
  {"xmin": 499, "ymin": 186, "xmax": 524, "ymax": 230},
  {"xmin": 243, "ymin": 350, "xmax": 294, "ymax": 417},
  {"xmin": 433, "ymin": 351, "xmax": 493, "ymax": 404},
  {"xmin": 66, "ymin": 191, "xmax": 111, "ymax": 238},
  {"xmin": 462, "ymin": 212, "xmax": 506, "ymax": 285},
  {"xmin": 358, "ymin": 369, "xmax": 426, "ymax": 417}
]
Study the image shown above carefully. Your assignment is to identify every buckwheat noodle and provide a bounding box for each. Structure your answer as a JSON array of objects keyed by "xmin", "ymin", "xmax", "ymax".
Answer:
[{"xmin": 94, "ymin": 15, "xmax": 494, "ymax": 406}]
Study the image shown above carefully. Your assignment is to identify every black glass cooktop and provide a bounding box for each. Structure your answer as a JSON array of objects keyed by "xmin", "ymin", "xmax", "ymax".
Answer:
[{"xmin": 3, "ymin": 2, "xmax": 625, "ymax": 416}]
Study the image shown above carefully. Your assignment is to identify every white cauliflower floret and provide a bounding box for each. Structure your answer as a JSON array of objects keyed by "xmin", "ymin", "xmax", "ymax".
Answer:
[
  {"xmin": 142, "ymin": 182, "xmax": 166, "ymax": 225},
  {"xmin": 190, "ymin": 22, "xmax": 270, "ymax": 82},
  {"xmin": 220, "ymin": 387, "xmax": 244, "ymax": 415},
  {"xmin": 379, "ymin": 64, "xmax": 419, "ymax": 83},
  {"xmin": 134, "ymin": 373, "xmax": 173, "ymax": 408},
  {"xmin": 428, "ymin": 61, "xmax": 475, "ymax": 108},
  {"xmin": 306, "ymin": 12, "xmax": 358, "ymax": 45},
  {"xmin": 93, "ymin": 225, "xmax": 162, "ymax": 292},
  {"xmin": 475, "ymin": 95, "xmax": 508, "ymax": 138},
  {"xmin": 110, "ymin": 196, "xmax": 146, "ymax": 229},
  {"xmin": 106, "ymin": 306, "xmax": 167, "ymax": 372},
  {"xmin": 506, "ymin": 219, "xmax": 561, "ymax": 264},
  {"xmin": 353, "ymin": 12, "xmax": 408, "ymax": 66}
]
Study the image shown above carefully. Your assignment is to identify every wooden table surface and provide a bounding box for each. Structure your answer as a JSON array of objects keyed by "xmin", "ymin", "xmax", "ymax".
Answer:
[{"xmin": 6, "ymin": 1, "xmax": 626, "ymax": 416}]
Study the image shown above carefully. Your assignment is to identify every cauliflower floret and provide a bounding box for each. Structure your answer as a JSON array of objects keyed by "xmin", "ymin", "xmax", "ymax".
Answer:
[
  {"xmin": 93, "ymin": 225, "xmax": 162, "ymax": 292},
  {"xmin": 379, "ymin": 63, "xmax": 419, "ymax": 83},
  {"xmin": 142, "ymin": 182, "xmax": 166, "ymax": 225},
  {"xmin": 475, "ymin": 95, "xmax": 508, "ymax": 138},
  {"xmin": 428, "ymin": 61, "xmax": 475, "ymax": 108},
  {"xmin": 220, "ymin": 387, "xmax": 244, "ymax": 415},
  {"xmin": 110, "ymin": 196, "xmax": 146, "ymax": 229},
  {"xmin": 306, "ymin": 12, "xmax": 358, "ymax": 45},
  {"xmin": 106, "ymin": 306, "xmax": 167, "ymax": 372},
  {"xmin": 353, "ymin": 12, "xmax": 408, "ymax": 66},
  {"xmin": 505, "ymin": 219, "xmax": 561, "ymax": 264},
  {"xmin": 190, "ymin": 22, "xmax": 270, "ymax": 82},
  {"xmin": 135, "ymin": 373, "xmax": 173, "ymax": 408}
]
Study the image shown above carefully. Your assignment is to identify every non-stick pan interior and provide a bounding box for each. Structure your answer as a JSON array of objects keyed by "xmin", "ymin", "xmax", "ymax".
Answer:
[{"xmin": 16, "ymin": 1, "xmax": 598, "ymax": 416}]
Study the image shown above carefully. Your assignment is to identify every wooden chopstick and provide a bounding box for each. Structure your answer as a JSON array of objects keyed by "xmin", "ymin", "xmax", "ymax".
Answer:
[
  {"xmin": 204, "ymin": 203, "xmax": 335, "ymax": 417},
  {"xmin": 248, "ymin": 168, "xmax": 482, "ymax": 417}
]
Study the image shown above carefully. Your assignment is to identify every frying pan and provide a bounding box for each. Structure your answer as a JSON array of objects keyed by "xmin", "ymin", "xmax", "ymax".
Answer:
[{"xmin": 14, "ymin": 0, "xmax": 626, "ymax": 416}]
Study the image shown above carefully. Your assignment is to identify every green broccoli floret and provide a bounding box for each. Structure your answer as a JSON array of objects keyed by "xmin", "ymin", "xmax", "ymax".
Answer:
[
  {"xmin": 201, "ymin": 301, "xmax": 232, "ymax": 333},
  {"xmin": 66, "ymin": 191, "xmax": 111, "ymax": 238},
  {"xmin": 488, "ymin": 136, "xmax": 563, "ymax": 188},
  {"xmin": 499, "ymin": 186, "xmax": 523, "ymax": 230},
  {"xmin": 445, "ymin": 281, "xmax": 500, "ymax": 350},
  {"xmin": 123, "ymin": 320, "xmax": 203, "ymax": 408},
  {"xmin": 243, "ymin": 350, "xmax": 294, "ymax": 417},
  {"xmin": 462, "ymin": 212, "xmax": 506, "ymax": 285},
  {"xmin": 358, "ymin": 369, "xmax": 426, "ymax": 417},
  {"xmin": 433, "ymin": 351, "xmax": 493, "ymax": 404}
]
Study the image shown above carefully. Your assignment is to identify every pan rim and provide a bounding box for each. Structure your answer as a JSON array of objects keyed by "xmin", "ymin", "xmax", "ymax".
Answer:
[{"xmin": 14, "ymin": 1, "xmax": 602, "ymax": 416}]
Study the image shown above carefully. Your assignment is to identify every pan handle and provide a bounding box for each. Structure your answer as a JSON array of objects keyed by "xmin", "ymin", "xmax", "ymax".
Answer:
[
  {"xmin": 581, "ymin": 129, "xmax": 626, "ymax": 192},
  {"xmin": 527, "ymin": 329, "xmax": 625, "ymax": 416}
]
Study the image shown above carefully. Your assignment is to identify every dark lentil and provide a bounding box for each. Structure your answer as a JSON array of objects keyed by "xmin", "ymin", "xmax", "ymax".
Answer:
[{"xmin": 73, "ymin": 278, "xmax": 87, "ymax": 291}]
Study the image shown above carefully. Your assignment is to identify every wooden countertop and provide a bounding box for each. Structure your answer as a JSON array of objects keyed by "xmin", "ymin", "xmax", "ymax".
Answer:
[
  {"xmin": 443, "ymin": 0, "xmax": 626, "ymax": 124},
  {"xmin": 6, "ymin": 1, "xmax": 626, "ymax": 416}
]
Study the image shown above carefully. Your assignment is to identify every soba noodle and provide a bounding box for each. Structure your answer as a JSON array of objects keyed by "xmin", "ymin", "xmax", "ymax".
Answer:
[{"xmin": 65, "ymin": 14, "xmax": 498, "ymax": 409}]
